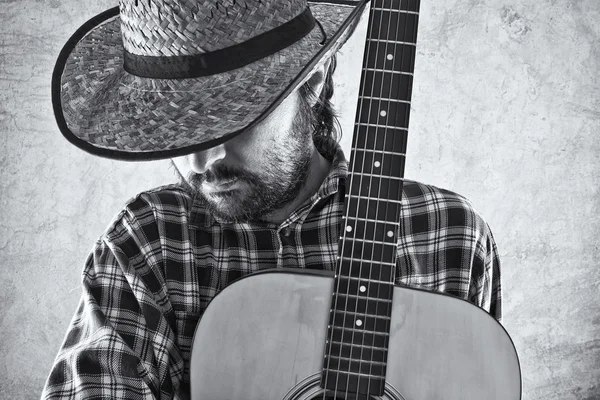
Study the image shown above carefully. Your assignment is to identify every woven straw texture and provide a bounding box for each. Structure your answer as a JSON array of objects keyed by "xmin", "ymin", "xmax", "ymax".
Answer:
[
  {"xmin": 121, "ymin": 0, "xmax": 306, "ymax": 56},
  {"xmin": 57, "ymin": 0, "xmax": 367, "ymax": 159}
]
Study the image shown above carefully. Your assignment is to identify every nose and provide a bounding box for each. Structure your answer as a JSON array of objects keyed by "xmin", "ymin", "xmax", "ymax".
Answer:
[{"xmin": 187, "ymin": 144, "xmax": 226, "ymax": 174}]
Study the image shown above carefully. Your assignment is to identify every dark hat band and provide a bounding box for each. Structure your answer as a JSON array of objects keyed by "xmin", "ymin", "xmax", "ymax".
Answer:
[{"xmin": 123, "ymin": 7, "xmax": 319, "ymax": 79}]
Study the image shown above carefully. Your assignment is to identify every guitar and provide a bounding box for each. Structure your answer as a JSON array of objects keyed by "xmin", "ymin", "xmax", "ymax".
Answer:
[{"xmin": 190, "ymin": 0, "xmax": 522, "ymax": 398}]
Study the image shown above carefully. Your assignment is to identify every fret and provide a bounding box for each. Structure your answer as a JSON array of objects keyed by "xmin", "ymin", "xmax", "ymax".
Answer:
[
  {"xmin": 366, "ymin": 38, "xmax": 415, "ymax": 46},
  {"xmin": 337, "ymin": 260, "xmax": 396, "ymax": 281},
  {"xmin": 348, "ymin": 149, "xmax": 406, "ymax": 176},
  {"xmin": 336, "ymin": 261, "xmax": 394, "ymax": 284},
  {"xmin": 336, "ymin": 292, "xmax": 394, "ymax": 302},
  {"xmin": 372, "ymin": 7, "xmax": 419, "ymax": 15},
  {"xmin": 353, "ymin": 124, "xmax": 408, "ymax": 156},
  {"xmin": 374, "ymin": 0, "xmax": 420, "ymax": 13},
  {"xmin": 348, "ymin": 154, "xmax": 406, "ymax": 178},
  {"xmin": 325, "ymin": 369, "xmax": 383, "ymax": 379},
  {"xmin": 327, "ymin": 340, "xmax": 387, "ymax": 360},
  {"xmin": 369, "ymin": 9, "xmax": 418, "ymax": 43},
  {"xmin": 330, "ymin": 326, "xmax": 389, "ymax": 348},
  {"xmin": 365, "ymin": 41, "xmax": 416, "ymax": 72},
  {"xmin": 340, "ymin": 275, "xmax": 394, "ymax": 285},
  {"xmin": 349, "ymin": 172, "xmax": 404, "ymax": 181},
  {"xmin": 341, "ymin": 237, "xmax": 398, "ymax": 246},
  {"xmin": 355, "ymin": 122, "xmax": 408, "ymax": 131},
  {"xmin": 349, "ymin": 148, "xmax": 406, "ymax": 158},
  {"xmin": 336, "ymin": 272, "xmax": 395, "ymax": 288},
  {"xmin": 363, "ymin": 67, "xmax": 413, "ymax": 78},
  {"xmin": 332, "ymin": 292, "xmax": 394, "ymax": 315},
  {"xmin": 324, "ymin": 356, "xmax": 387, "ymax": 376},
  {"xmin": 329, "ymin": 315, "xmax": 392, "ymax": 338},
  {"xmin": 361, "ymin": 69, "xmax": 413, "ymax": 102},
  {"xmin": 334, "ymin": 276, "xmax": 394, "ymax": 300},
  {"xmin": 338, "ymin": 253, "xmax": 398, "ymax": 267},
  {"xmin": 348, "ymin": 148, "xmax": 406, "ymax": 175},
  {"xmin": 346, "ymin": 196, "xmax": 403, "ymax": 222},
  {"xmin": 362, "ymin": 96, "xmax": 410, "ymax": 104},
  {"xmin": 341, "ymin": 218, "xmax": 398, "ymax": 244},
  {"xmin": 347, "ymin": 195, "xmax": 402, "ymax": 205},
  {"xmin": 328, "ymin": 336, "xmax": 387, "ymax": 347},
  {"xmin": 340, "ymin": 235, "xmax": 397, "ymax": 264},
  {"xmin": 348, "ymin": 175, "xmax": 403, "ymax": 199},
  {"xmin": 327, "ymin": 355, "xmax": 387, "ymax": 367},
  {"xmin": 331, "ymin": 325, "xmax": 390, "ymax": 339},
  {"xmin": 331, "ymin": 310, "xmax": 392, "ymax": 325},
  {"xmin": 332, "ymin": 309, "xmax": 392, "ymax": 324},
  {"xmin": 337, "ymin": 266, "xmax": 396, "ymax": 288},
  {"xmin": 322, "ymin": 370, "xmax": 385, "ymax": 396},
  {"xmin": 358, "ymin": 99, "xmax": 410, "ymax": 129},
  {"xmin": 331, "ymin": 293, "xmax": 393, "ymax": 317},
  {"xmin": 343, "ymin": 215, "xmax": 402, "ymax": 226}
]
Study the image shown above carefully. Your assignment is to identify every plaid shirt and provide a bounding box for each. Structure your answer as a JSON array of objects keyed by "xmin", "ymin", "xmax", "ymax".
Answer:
[{"xmin": 43, "ymin": 144, "xmax": 502, "ymax": 399}]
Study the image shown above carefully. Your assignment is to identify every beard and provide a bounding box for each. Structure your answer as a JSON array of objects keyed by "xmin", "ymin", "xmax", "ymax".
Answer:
[{"xmin": 175, "ymin": 93, "xmax": 316, "ymax": 223}]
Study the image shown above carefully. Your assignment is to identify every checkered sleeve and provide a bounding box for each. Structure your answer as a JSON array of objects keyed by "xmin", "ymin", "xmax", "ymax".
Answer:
[
  {"xmin": 42, "ymin": 204, "xmax": 185, "ymax": 399},
  {"xmin": 470, "ymin": 222, "xmax": 502, "ymax": 322},
  {"xmin": 397, "ymin": 181, "xmax": 503, "ymax": 322}
]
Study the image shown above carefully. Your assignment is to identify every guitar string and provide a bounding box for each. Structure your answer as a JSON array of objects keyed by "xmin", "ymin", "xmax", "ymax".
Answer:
[
  {"xmin": 362, "ymin": 0, "xmax": 403, "ymax": 396},
  {"xmin": 340, "ymin": 1, "xmax": 388, "ymax": 398},
  {"xmin": 322, "ymin": 0, "xmax": 414, "ymax": 397},
  {"xmin": 334, "ymin": 1, "xmax": 401, "ymax": 397},
  {"xmin": 320, "ymin": 1, "xmax": 378, "ymax": 395},
  {"xmin": 368, "ymin": 2, "xmax": 417, "ymax": 396},
  {"xmin": 349, "ymin": 0, "xmax": 395, "ymax": 397},
  {"xmin": 329, "ymin": 1, "xmax": 421, "ymax": 396},
  {"xmin": 371, "ymin": 5, "xmax": 420, "ymax": 398},
  {"xmin": 344, "ymin": 1, "xmax": 418, "ymax": 396},
  {"xmin": 326, "ymin": 0, "xmax": 381, "ymax": 397}
]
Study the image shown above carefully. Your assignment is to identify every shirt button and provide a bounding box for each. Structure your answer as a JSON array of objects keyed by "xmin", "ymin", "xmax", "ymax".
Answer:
[{"xmin": 281, "ymin": 227, "xmax": 292, "ymax": 237}]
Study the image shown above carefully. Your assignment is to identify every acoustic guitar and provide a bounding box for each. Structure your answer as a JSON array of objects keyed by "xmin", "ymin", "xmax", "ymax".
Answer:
[{"xmin": 190, "ymin": 0, "xmax": 522, "ymax": 398}]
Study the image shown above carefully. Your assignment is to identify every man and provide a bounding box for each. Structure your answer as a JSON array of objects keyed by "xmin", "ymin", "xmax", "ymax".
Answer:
[{"xmin": 44, "ymin": 0, "xmax": 501, "ymax": 398}]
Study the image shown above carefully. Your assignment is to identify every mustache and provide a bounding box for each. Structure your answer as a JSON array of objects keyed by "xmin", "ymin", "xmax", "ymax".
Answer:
[{"xmin": 188, "ymin": 164, "xmax": 260, "ymax": 187}]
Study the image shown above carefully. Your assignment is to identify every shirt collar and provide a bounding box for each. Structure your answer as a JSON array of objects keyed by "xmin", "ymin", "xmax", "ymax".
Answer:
[
  {"xmin": 190, "ymin": 138, "xmax": 348, "ymax": 228},
  {"xmin": 312, "ymin": 138, "xmax": 348, "ymax": 199}
]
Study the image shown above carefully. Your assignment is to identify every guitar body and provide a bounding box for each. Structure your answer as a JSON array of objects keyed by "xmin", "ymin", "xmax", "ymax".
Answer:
[{"xmin": 190, "ymin": 269, "xmax": 521, "ymax": 399}]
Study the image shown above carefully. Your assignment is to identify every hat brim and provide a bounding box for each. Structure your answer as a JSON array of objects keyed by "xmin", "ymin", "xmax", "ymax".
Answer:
[{"xmin": 52, "ymin": 0, "xmax": 370, "ymax": 161}]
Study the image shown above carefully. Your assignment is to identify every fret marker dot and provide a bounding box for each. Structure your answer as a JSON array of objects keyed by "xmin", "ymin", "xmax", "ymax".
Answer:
[
  {"xmin": 380, "ymin": 110, "xmax": 387, "ymax": 117},
  {"xmin": 346, "ymin": 225, "xmax": 353, "ymax": 232},
  {"xmin": 356, "ymin": 319, "xmax": 363, "ymax": 327},
  {"xmin": 374, "ymin": 161, "xmax": 381, "ymax": 168},
  {"xmin": 387, "ymin": 230, "xmax": 394, "ymax": 238},
  {"xmin": 359, "ymin": 285, "xmax": 367, "ymax": 293},
  {"xmin": 387, "ymin": 54, "xmax": 393, "ymax": 60}
]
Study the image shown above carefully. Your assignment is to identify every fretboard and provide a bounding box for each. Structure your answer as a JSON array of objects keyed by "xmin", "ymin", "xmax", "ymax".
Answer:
[{"xmin": 322, "ymin": 0, "xmax": 421, "ymax": 397}]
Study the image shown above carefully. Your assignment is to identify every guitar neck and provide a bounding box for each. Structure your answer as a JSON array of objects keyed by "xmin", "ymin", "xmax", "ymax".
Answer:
[{"xmin": 322, "ymin": 0, "xmax": 421, "ymax": 396}]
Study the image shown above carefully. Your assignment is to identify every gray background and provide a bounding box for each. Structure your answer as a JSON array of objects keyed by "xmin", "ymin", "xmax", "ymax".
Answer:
[{"xmin": 1, "ymin": 0, "xmax": 599, "ymax": 399}]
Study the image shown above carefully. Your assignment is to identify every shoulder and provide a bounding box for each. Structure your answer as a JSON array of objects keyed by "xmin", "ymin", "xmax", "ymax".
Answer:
[
  {"xmin": 102, "ymin": 184, "xmax": 197, "ymax": 244},
  {"xmin": 401, "ymin": 179, "xmax": 492, "ymax": 238},
  {"xmin": 402, "ymin": 179, "xmax": 474, "ymax": 208}
]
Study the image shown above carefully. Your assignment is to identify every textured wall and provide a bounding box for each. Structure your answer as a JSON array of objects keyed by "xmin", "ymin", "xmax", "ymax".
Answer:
[{"xmin": 1, "ymin": 0, "xmax": 599, "ymax": 399}]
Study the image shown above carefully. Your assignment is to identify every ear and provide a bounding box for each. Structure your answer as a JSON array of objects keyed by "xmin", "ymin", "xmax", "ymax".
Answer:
[{"xmin": 304, "ymin": 57, "xmax": 333, "ymax": 108}]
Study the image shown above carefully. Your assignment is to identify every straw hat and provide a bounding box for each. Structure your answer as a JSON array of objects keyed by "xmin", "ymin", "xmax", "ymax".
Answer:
[{"xmin": 52, "ymin": 0, "xmax": 369, "ymax": 161}]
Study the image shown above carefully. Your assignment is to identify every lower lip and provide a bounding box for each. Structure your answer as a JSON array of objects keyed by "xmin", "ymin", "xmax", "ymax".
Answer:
[{"xmin": 203, "ymin": 179, "xmax": 239, "ymax": 192}]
